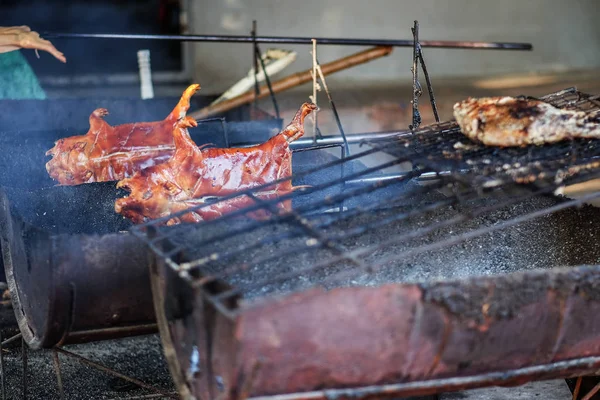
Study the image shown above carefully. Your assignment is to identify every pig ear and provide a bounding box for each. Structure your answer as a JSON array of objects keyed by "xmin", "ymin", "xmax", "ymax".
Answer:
[
  {"xmin": 180, "ymin": 116, "xmax": 198, "ymax": 129},
  {"xmin": 172, "ymin": 116, "xmax": 199, "ymax": 151},
  {"xmin": 168, "ymin": 84, "xmax": 201, "ymax": 121},
  {"xmin": 88, "ymin": 108, "xmax": 111, "ymax": 133}
]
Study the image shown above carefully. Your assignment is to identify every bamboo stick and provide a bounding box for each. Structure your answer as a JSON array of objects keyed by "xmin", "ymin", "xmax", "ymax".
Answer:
[
  {"xmin": 558, "ymin": 178, "xmax": 600, "ymax": 208},
  {"xmin": 190, "ymin": 46, "xmax": 393, "ymax": 120}
]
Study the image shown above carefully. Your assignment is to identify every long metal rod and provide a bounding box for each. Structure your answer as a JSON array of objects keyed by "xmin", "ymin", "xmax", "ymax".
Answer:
[
  {"xmin": 1, "ymin": 333, "xmax": 22, "ymax": 347},
  {"xmin": 582, "ymin": 381, "xmax": 600, "ymax": 400},
  {"xmin": 410, "ymin": 20, "xmax": 422, "ymax": 131},
  {"xmin": 315, "ymin": 57, "xmax": 351, "ymax": 156},
  {"xmin": 245, "ymin": 355, "xmax": 600, "ymax": 400},
  {"xmin": 0, "ymin": 331, "xmax": 4, "ymax": 400},
  {"xmin": 573, "ymin": 377, "xmax": 583, "ymax": 400},
  {"xmin": 107, "ymin": 395, "xmax": 179, "ymax": 400},
  {"xmin": 255, "ymin": 43, "xmax": 281, "ymax": 120},
  {"xmin": 291, "ymin": 130, "xmax": 408, "ymax": 146},
  {"xmin": 52, "ymin": 350, "xmax": 65, "ymax": 400},
  {"xmin": 54, "ymin": 348, "xmax": 178, "ymax": 399},
  {"xmin": 418, "ymin": 44, "xmax": 440, "ymax": 123},
  {"xmin": 252, "ymin": 20, "xmax": 260, "ymax": 116},
  {"xmin": 42, "ymin": 32, "xmax": 533, "ymax": 50},
  {"xmin": 21, "ymin": 339, "xmax": 27, "ymax": 400},
  {"xmin": 345, "ymin": 171, "xmax": 446, "ymax": 185}
]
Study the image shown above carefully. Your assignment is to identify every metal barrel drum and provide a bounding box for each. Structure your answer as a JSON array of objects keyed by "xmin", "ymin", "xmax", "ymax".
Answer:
[{"xmin": 0, "ymin": 188, "xmax": 156, "ymax": 349}]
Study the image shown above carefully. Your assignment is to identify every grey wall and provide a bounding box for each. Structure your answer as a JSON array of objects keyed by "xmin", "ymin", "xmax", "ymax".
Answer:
[{"xmin": 188, "ymin": 0, "xmax": 600, "ymax": 94}]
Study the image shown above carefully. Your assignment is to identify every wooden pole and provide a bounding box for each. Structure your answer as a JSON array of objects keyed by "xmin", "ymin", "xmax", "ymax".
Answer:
[{"xmin": 190, "ymin": 46, "xmax": 393, "ymax": 120}]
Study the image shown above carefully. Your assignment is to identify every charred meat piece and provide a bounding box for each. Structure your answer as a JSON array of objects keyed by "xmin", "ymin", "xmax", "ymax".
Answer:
[
  {"xmin": 45, "ymin": 84, "xmax": 201, "ymax": 185},
  {"xmin": 115, "ymin": 102, "xmax": 317, "ymax": 225},
  {"xmin": 453, "ymin": 96, "xmax": 600, "ymax": 147}
]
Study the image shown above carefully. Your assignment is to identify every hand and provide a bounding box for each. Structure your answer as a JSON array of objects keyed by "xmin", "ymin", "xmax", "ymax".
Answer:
[{"xmin": 0, "ymin": 25, "xmax": 66, "ymax": 63}]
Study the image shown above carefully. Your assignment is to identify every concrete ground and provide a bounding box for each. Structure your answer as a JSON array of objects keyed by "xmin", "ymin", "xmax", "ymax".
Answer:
[
  {"xmin": 0, "ymin": 334, "xmax": 575, "ymax": 399},
  {"xmin": 443, "ymin": 381, "xmax": 573, "ymax": 399}
]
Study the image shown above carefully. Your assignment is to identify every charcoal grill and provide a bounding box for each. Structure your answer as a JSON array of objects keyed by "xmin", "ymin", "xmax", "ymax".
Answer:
[
  {"xmin": 4, "ymin": 19, "xmax": 584, "ymax": 399},
  {"xmin": 129, "ymin": 86, "xmax": 600, "ymax": 400}
]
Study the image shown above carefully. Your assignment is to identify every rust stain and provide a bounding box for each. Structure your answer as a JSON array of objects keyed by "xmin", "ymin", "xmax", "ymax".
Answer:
[{"xmin": 201, "ymin": 265, "xmax": 600, "ymax": 399}]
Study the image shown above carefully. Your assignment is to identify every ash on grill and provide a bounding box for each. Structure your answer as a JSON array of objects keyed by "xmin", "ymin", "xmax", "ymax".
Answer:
[{"xmin": 161, "ymin": 184, "xmax": 600, "ymax": 302}]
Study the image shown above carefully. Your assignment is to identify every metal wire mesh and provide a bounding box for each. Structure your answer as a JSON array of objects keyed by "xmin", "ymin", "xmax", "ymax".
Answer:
[
  {"xmin": 375, "ymin": 87, "xmax": 600, "ymax": 189},
  {"xmin": 130, "ymin": 87, "xmax": 600, "ymax": 319}
]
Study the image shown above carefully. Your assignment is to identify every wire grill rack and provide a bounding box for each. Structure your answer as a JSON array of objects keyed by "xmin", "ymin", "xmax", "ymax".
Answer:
[
  {"xmin": 376, "ymin": 88, "xmax": 600, "ymax": 188},
  {"xmin": 130, "ymin": 87, "xmax": 600, "ymax": 319}
]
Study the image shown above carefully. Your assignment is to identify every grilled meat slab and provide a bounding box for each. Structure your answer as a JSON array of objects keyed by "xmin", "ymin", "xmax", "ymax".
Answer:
[
  {"xmin": 45, "ymin": 84, "xmax": 200, "ymax": 185},
  {"xmin": 115, "ymin": 102, "xmax": 317, "ymax": 225},
  {"xmin": 453, "ymin": 96, "xmax": 600, "ymax": 147}
]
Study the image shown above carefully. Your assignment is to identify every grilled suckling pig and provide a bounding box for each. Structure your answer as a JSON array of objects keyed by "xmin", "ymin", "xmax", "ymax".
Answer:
[
  {"xmin": 453, "ymin": 96, "xmax": 600, "ymax": 147},
  {"xmin": 115, "ymin": 102, "xmax": 317, "ymax": 225},
  {"xmin": 45, "ymin": 84, "xmax": 201, "ymax": 185}
]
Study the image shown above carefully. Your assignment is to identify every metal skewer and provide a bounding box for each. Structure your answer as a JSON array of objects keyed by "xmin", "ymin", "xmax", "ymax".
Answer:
[
  {"xmin": 42, "ymin": 32, "xmax": 533, "ymax": 50},
  {"xmin": 409, "ymin": 20, "xmax": 422, "ymax": 131}
]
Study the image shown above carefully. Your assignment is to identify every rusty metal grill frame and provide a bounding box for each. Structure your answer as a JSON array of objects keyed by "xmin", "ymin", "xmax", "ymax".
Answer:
[
  {"xmin": 130, "ymin": 87, "xmax": 600, "ymax": 320},
  {"xmin": 0, "ymin": 19, "xmax": 551, "ymax": 400}
]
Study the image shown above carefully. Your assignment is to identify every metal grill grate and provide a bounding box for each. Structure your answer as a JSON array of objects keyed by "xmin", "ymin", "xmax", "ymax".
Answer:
[
  {"xmin": 375, "ymin": 87, "xmax": 600, "ymax": 188},
  {"xmin": 131, "ymin": 87, "xmax": 600, "ymax": 319}
]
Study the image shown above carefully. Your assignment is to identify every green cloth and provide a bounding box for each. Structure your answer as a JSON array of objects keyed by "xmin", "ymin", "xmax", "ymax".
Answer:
[{"xmin": 0, "ymin": 51, "xmax": 46, "ymax": 100}]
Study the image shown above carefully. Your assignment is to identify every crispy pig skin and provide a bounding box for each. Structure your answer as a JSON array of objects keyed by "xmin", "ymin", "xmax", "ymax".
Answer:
[
  {"xmin": 115, "ymin": 102, "xmax": 317, "ymax": 225},
  {"xmin": 453, "ymin": 96, "xmax": 600, "ymax": 147},
  {"xmin": 45, "ymin": 84, "xmax": 201, "ymax": 185}
]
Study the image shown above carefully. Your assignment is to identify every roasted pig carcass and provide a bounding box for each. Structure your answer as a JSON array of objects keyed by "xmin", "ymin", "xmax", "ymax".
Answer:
[
  {"xmin": 45, "ymin": 84, "xmax": 201, "ymax": 185},
  {"xmin": 115, "ymin": 102, "xmax": 317, "ymax": 225},
  {"xmin": 453, "ymin": 96, "xmax": 600, "ymax": 147}
]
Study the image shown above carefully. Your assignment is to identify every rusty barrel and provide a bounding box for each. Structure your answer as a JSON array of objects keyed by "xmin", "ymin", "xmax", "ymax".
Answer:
[
  {"xmin": 0, "ymin": 189, "xmax": 156, "ymax": 349},
  {"xmin": 150, "ymin": 239, "xmax": 600, "ymax": 400}
]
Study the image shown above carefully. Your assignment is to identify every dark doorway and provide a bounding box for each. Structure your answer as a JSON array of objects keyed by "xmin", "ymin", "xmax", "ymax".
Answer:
[{"xmin": 1, "ymin": 0, "xmax": 183, "ymax": 77}]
